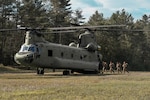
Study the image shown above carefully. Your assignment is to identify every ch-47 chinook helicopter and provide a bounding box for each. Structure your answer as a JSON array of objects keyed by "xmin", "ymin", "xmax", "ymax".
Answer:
[{"xmin": 6, "ymin": 25, "xmax": 125, "ymax": 75}]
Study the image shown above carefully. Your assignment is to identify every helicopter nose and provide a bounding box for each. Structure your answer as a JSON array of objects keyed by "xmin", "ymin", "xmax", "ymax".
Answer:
[{"xmin": 14, "ymin": 52, "xmax": 34, "ymax": 65}]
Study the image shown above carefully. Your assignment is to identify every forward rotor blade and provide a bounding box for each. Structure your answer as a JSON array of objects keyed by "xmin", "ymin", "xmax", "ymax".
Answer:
[{"xmin": 0, "ymin": 29, "xmax": 18, "ymax": 32}]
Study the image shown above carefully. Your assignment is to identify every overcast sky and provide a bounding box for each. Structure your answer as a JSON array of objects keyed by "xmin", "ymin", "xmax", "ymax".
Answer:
[{"xmin": 70, "ymin": 0, "xmax": 150, "ymax": 21}]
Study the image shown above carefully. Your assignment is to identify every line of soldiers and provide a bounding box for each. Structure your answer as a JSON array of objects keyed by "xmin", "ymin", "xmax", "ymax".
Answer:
[{"xmin": 102, "ymin": 61, "xmax": 129, "ymax": 74}]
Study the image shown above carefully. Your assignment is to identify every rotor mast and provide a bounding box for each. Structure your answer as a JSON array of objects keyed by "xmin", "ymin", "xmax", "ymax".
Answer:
[
  {"xmin": 25, "ymin": 31, "xmax": 33, "ymax": 45},
  {"xmin": 25, "ymin": 30, "xmax": 47, "ymax": 45}
]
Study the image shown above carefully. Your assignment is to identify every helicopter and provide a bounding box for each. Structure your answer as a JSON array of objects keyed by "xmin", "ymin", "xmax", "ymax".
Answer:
[{"xmin": 1, "ymin": 25, "xmax": 125, "ymax": 75}]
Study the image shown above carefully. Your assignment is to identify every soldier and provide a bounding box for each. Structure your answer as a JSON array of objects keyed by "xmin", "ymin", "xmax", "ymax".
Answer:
[
  {"xmin": 102, "ymin": 61, "xmax": 108, "ymax": 73},
  {"xmin": 109, "ymin": 61, "xmax": 115, "ymax": 73},
  {"xmin": 116, "ymin": 62, "xmax": 122, "ymax": 73},
  {"xmin": 122, "ymin": 61, "xmax": 129, "ymax": 73}
]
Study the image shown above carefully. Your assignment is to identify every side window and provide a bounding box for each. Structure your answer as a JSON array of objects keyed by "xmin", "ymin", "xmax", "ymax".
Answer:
[
  {"xmin": 61, "ymin": 52, "xmax": 64, "ymax": 58},
  {"xmin": 28, "ymin": 46, "xmax": 35, "ymax": 52},
  {"xmin": 36, "ymin": 47, "xmax": 39, "ymax": 53},
  {"xmin": 80, "ymin": 55, "xmax": 83, "ymax": 60},
  {"xmin": 48, "ymin": 50, "xmax": 53, "ymax": 57},
  {"xmin": 71, "ymin": 54, "xmax": 74, "ymax": 58}
]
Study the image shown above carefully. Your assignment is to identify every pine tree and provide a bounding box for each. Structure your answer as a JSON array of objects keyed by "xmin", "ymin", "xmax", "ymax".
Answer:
[
  {"xmin": 48, "ymin": 0, "xmax": 72, "ymax": 44},
  {"xmin": 49, "ymin": 0, "xmax": 72, "ymax": 27},
  {"xmin": 132, "ymin": 14, "xmax": 150, "ymax": 70},
  {"xmin": 0, "ymin": 0, "xmax": 17, "ymax": 65},
  {"xmin": 88, "ymin": 10, "xmax": 105, "ymax": 25},
  {"xmin": 17, "ymin": 0, "xmax": 47, "ymax": 28},
  {"xmin": 71, "ymin": 9, "xmax": 85, "ymax": 25}
]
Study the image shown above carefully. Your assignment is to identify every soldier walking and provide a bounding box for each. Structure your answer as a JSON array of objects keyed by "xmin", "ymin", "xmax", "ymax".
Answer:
[
  {"xmin": 102, "ymin": 61, "xmax": 108, "ymax": 73},
  {"xmin": 109, "ymin": 61, "xmax": 115, "ymax": 73},
  {"xmin": 116, "ymin": 62, "xmax": 122, "ymax": 73},
  {"xmin": 122, "ymin": 61, "xmax": 129, "ymax": 73}
]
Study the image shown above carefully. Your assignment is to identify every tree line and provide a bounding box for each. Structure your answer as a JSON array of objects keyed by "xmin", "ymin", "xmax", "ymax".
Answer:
[{"xmin": 0, "ymin": 0, "xmax": 149, "ymax": 71}]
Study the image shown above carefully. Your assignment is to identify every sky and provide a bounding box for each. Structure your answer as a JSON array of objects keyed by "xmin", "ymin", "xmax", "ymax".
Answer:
[{"xmin": 70, "ymin": 0, "xmax": 150, "ymax": 22}]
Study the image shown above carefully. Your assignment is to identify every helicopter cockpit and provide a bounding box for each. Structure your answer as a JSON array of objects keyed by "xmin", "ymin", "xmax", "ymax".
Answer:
[
  {"xmin": 14, "ymin": 44, "xmax": 40, "ymax": 65},
  {"xmin": 19, "ymin": 44, "xmax": 38, "ymax": 53}
]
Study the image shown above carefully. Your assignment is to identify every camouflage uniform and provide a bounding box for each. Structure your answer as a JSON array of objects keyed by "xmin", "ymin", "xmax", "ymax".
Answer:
[
  {"xmin": 109, "ymin": 61, "xmax": 115, "ymax": 73},
  {"xmin": 122, "ymin": 61, "xmax": 129, "ymax": 73},
  {"xmin": 102, "ymin": 61, "xmax": 108, "ymax": 73},
  {"xmin": 116, "ymin": 62, "xmax": 122, "ymax": 73}
]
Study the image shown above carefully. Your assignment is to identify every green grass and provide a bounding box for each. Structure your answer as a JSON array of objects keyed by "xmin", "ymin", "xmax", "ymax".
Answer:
[{"xmin": 0, "ymin": 71, "xmax": 150, "ymax": 100}]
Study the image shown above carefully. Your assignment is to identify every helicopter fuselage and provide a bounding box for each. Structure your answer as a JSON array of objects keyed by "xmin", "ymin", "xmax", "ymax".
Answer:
[
  {"xmin": 14, "ymin": 30, "xmax": 103, "ymax": 75},
  {"xmin": 15, "ymin": 42, "xmax": 101, "ymax": 74}
]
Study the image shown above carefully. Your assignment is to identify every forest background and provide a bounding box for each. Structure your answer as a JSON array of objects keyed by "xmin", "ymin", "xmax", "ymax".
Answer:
[{"xmin": 0, "ymin": 0, "xmax": 149, "ymax": 71}]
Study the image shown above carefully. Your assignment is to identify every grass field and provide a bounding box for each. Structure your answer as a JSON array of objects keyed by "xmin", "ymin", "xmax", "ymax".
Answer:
[{"xmin": 0, "ymin": 66, "xmax": 150, "ymax": 100}]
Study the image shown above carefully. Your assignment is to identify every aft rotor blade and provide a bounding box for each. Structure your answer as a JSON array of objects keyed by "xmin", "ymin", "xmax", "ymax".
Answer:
[
  {"xmin": 43, "ymin": 30, "xmax": 77, "ymax": 34},
  {"xmin": 47, "ymin": 25, "xmax": 126, "ymax": 31},
  {"xmin": 95, "ymin": 29, "xmax": 150, "ymax": 32}
]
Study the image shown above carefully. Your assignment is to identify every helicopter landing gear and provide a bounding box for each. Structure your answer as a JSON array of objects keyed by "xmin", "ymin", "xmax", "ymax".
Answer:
[
  {"xmin": 63, "ymin": 70, "xmax": 70, "ymax": 75},
  {"xmin": 37, "ymin": 67, "xmax": 44, "ymax": 75},
  {"xmin": 71, "ymin": 70, "xmax": 74, "ymax": 74}
]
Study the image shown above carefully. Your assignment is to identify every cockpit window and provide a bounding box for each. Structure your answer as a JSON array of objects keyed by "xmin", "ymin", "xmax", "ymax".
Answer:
[
  {"xmin": 23, "ymin": 46, "xmax": 28, "ymax": 51},
  {"xmin": 28, "ymin": 46, "xmax": 35, "ymax": 52},
  {"xmin": 19, "ymin": 44, "xmax": 37, "ymax": 52}
]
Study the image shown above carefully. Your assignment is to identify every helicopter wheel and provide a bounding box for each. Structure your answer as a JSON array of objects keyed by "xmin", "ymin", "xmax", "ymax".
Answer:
[
  {"xmin": 63, "ymin": 70, "xmax": 70, "ymax": 75},
  {"xmin": 71, "ymin": 70, "xmax": 74, "ymax": 74},
  {"xmin": 37, "ymin": 67, "xmax": 44, "ymax": 75}
]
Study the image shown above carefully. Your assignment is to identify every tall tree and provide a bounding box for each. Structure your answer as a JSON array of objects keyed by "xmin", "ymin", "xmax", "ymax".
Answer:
[
  {"xmin": 110, "ymin": 9, "xmax": 134, "ymax": 25},
  {"xmin": 88, "ymin": 10, "xmax": 105, "ymax": 25},
  {"xmin": 71, "ymin": 9, "xmax": 85, "ymax": 25},
  {"xmin": 48, "ymin": 0, "xmax": 72, "ymax": 44},
  {"xmin": 17, "ymin": 0, "xmax": 47, "ymax": 28},
  {"xmin": 132, "ymin": 14, "xmax": 150, "ymax": 70},
  {"xmin": 0, "ymin": 0, "xmax": 16, "ymax": 28},
  {"xmin": 108, "ymin": 9, "xmax": 134, "ymax": 62},
  {"xmin": 49, "ymin": 0, "xmax": 72, "ymax": 27},
  {"xmin": 0, "ymin": 0, "xmax": 16, "ymax": 65}
]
